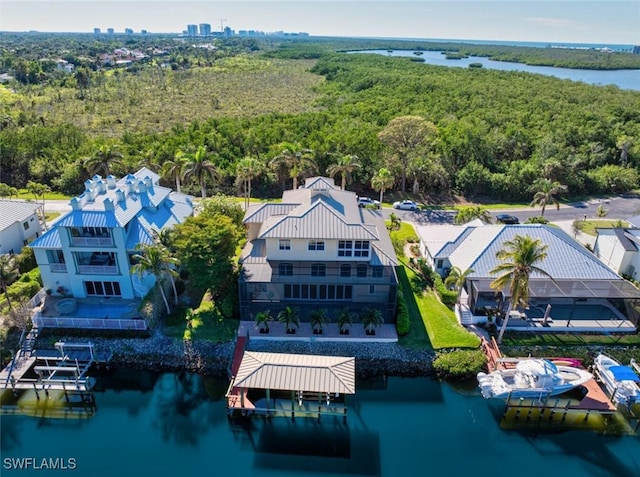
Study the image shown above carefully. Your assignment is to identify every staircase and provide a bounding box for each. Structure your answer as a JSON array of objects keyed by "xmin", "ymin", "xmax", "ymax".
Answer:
[
  {"xmin": 21, "ymin": 327, "xmax": 39, "ymax": 356},
  {"xmin": 456, "ymin": 304, "xmax": 474, "ymax": 326}
]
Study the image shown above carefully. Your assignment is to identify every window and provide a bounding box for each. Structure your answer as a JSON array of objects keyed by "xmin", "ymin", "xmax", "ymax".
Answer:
[
  {"xmin": 308, "ymin": 240, "xmax": 325, "ymax": 251},
  {"xmin": 85, "ymin": 281, "xmax": 121, "ymax": 296},
  {"xmin": 338, "ymin": 240, "xmax": 353, "ymax": 257},
  {"xmin": 436, "ymin": 259, "xmax": 444, "ymax": 269},
  {"xmin": 311, "ymin": 263, "xmax": 326, "ymax": 277},
  {"xmin": 284, "ymin": 285, "xmax": 352, "ymax": 301},
  {"xmin": 279, "ymin": 239, "xmax": 291, "ymax": 250},
  {"xmin": 23, "ymin": 221, "xmax": 29, "ymax": 231},
  {"xmin": 354, "ymin": 241, "xmax": 370, "ymax": 257},
  {"xmin": 340, "ymin": 264, "xmax": 351, "ymax": 277},
  {"xmin": 369, "ymin": 285, "xmax": 376, "ymax": 294},
  {"xmin": 279, "ymin": 263, "xmax": 293, "ymax": 276},
  {"xmin": 372, "ymin": 266, "xmax": 383, "ymax": 278},
  {"xmin": 356, "ymin": 265, "xmax": 367, "ymax": 278}
]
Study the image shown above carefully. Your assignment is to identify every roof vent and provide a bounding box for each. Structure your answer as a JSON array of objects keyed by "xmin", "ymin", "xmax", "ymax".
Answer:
[
  {"xmin": 137, "ymin": 180, "xmax": 147, "ymax": 194},
  {"xmin": 125, "ymin": 179, "xmax": 136, "ymax": 195},
  {"xmin": 95, "ymin": 179, "xmax": 107, "ymax": 194},
  {"xmin": 106, "ymin": 175, "xmax": 117, "ymax": 189},
  {"xmin": 84, "ymin": 188, "xmax": 95, "ymax": 202},
  {"xmin": 115, "ymin": 189, "xmax": 125, "ymax": 204}
]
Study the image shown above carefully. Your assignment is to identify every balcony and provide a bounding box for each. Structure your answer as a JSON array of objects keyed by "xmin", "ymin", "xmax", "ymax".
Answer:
[
  {"xmin": 77, "ymin": 265, "xmax": 118, "ymax": 275},
  {"xmin": 49, "ymin": 263, "xmax": 67, "ymax": 273},
  {"xmin": 71, "ymin": 236, "xmax": 114, "ymax": 247}
]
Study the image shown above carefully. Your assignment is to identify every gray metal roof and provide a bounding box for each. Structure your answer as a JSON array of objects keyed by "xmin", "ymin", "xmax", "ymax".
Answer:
[
  {"xmin": 302, "ymin": 176, "xmax": 340, "ymax": 190},
  {"xmin": 232, "ymin": 351, "xmax": 355, "ymax": 394},
  {"xmin": 613, "ymin": 228, "xmax": 638, "ymax": 252},
  {"xmin": 0, "ymin": 200, "xmax": 42, "ymax": 232},
  {"xmin": 243, "ymin": 203, "xmax": 299, "ymax": 224},
  {"xmin": 627, "ymin": 215, "xmax": 640, "ymax": 228}
]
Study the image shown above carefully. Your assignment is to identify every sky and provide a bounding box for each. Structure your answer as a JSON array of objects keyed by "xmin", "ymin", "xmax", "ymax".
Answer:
[{"xmin": 0, "ymin": 1, "xmax": 638, "ymax": 45}]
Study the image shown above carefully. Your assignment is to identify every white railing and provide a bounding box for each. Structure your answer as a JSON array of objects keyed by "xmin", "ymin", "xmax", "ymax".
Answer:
[
  {"xmin": 71, "ymin": 236, "xmax": 113, "ymax": 247},
  {"xmin": 77, "ymin": 265, "xmax": 118, "ymax": 275},
  {"xmin": 50, "ymin": 263, "xmax": 67, "ymax": 273},
  {"xmin": 33, "ymin": 313, "xmax": 147, "ymax": 330},
  {"xmin": 28, "ymin": 289, "xmax": 47, "ymax": 309}
]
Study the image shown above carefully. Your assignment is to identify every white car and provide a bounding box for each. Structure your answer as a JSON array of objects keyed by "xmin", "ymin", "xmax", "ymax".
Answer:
[
  {"xmin": 393, "ymin": 200, "xmax": 418, "ymax": 211},
  {"xmin": 357, "ymin": 197, "xmax": 380, "ymax": 208}
]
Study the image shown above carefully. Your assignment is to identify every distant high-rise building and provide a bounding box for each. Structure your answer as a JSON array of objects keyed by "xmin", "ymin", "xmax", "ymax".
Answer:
[
  {"xmin": 107, "ymin": 28, "xmax": 115, "ymax": 35},
  {"xmin": 125, "ymin": 28, "xmax": 133, "ymax": 35},
  {"xmin": 633, "ymin": 45, "xmax": 640, "ymax": 55},
  {"xmin": 141, "ymin": 30, "xmax": 147, "ymax": 35},
  {"xmin": 94, "ymin": 28, "xmax": 101, "ymax": 35},
  {"xmin": 187, "ymin": 24, "xmax": 198, "ymax": 36},
  {"xmin": 199, "ymin": 23, "xmax": 211, "ymax": 36}
]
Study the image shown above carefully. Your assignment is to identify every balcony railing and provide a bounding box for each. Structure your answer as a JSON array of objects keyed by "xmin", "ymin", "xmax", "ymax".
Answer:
[
  {"xmin": 77, "ymin": 265, "xmax": 118, "ymax": 275},
  {"xmin": 33, "ymin": 313, "xmax": 147, "ymax": 331},
  {"xmin": 71, "ymin": 236, "xmax": 114, "ymax": 247},
  {"xmin": 49, "ymin": 263, "xmax": 67, "ymax": 273}
]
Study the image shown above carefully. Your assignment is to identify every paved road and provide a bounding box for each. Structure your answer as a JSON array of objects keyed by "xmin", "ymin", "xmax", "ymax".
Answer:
[{"xmin": 381, "ymin": 194, "xmax": 640, "ymax": 225}]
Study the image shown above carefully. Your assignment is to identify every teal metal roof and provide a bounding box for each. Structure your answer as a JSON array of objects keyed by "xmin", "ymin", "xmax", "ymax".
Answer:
[{"xmin": 29, "ymin": 228, "xmax": 61, "ymax": 248}]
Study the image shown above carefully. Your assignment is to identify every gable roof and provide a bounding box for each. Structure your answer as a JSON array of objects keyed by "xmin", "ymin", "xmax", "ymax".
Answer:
[
  {"xmin": 302, "ymin": 176, "xmax": 340, "ymax": 190},
  {"xmin": 232, "ymin": 351, "xmax": 355, "ymax": 394},
  {"xmin": 0, "ymin": 200, "xmax": 42, "ymax": 232}
]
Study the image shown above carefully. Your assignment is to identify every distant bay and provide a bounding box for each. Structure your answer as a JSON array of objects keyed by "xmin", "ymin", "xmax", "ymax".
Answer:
[{"xmin": 350, "ymin": 49, "xmax": 640, "ymax": 91}]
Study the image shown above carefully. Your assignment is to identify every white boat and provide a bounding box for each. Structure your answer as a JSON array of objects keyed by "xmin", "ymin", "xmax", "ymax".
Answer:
[
  {"xmin": 593, "ymin": 353, "xmax": 640, "ymax": 406},
  {"xmin": 477, "ymin": 358, "xmax": 593, "ymax": 400}
]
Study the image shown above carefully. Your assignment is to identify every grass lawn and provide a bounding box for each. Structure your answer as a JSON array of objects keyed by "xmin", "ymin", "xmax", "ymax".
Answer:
[
  {"xmin": 575, "ymin": 219, "xmax": 629, "ymax": 236},
  {"xmin": 502, "ymin": 333, "xmax": 640, "ymax": 347},
  {"xmin": 388, "ymin": 221, "xmax": 419, "ymax": 243},
  {"xmin": 396, "ymin": 265, "xmax": 432, "ymax": 349},
  {"xmin": 44, "ymin": 212, "xmax": 60, "ymax": 222},
  {"xmin": 398, "ymin": 259, "xmax": 480, "ymax": 349},
  {"xmin": 163, "ymin": 303, "xmax": 239, "ymax": 343},
  {"xmin": 17, "ymin": 190, "xmax": 72, "ymax": 200}
]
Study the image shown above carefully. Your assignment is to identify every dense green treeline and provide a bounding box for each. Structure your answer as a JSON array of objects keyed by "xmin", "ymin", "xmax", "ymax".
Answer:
[{"xmin": 1, "ymin": 37, "xmax": 639, "ymax": 201}]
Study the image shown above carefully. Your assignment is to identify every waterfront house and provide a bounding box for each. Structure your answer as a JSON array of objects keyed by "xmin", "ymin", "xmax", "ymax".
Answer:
[
  {"xmin": 238, "ymin": 176, "xmax": 398, "ymax": 323},
  {"xmin": 29, "ymin": 169, "xmax": 193, "ymax": 328},
  {"xmin": 417, "ymin": 223, "xmax": 640, "ymax": 333},
  {"xmin": 0, "ymin": 199, "xmax": 44, "ymax": 254},
  {"xmin": 593, "ymin": 227, "xmax": 640, "ymax": 281}
]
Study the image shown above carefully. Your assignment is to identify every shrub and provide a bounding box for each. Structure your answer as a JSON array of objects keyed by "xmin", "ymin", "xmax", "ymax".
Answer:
[
  {"xmin": 434, "ymin": 275, "xmax": 457, "ymax": 307},
  {"xmin": 432, "ymin": 350, "xmax": 486, "ymax": 379},
  {"xmin": 395, "ymin": 290, "xmax": 410, "ymax": 336},
  {"xmin": 525, "ymin": 216, "xmax": 549, "ymax": 224},
  {"xmin": 16, "ymin": 247, "xmax": 37, "ymax": 273}
]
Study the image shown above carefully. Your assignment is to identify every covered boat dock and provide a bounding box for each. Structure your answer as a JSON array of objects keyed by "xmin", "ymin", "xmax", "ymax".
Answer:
[{"xmin": 226, "ymin": 351, "xmax": 355, "ymax": 421}]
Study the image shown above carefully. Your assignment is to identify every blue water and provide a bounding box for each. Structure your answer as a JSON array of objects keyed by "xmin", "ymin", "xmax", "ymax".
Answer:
[
  {"xmin": 74, "ymin": 303, "xmax": 135, "ymax": 318},
  {"xmin": 2, "ymin": 372, "xmax": 639, "ymax": 477},
  {"xmin": 350, "ymin": 50, "xmax": 640, "ymax": 91}
]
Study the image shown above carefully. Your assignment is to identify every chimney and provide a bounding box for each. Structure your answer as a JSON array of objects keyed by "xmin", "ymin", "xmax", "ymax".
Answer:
[
  {"xmin": 115, "ymin": 190, "xmax": 125, "ymax": 204},
  {"xmin": 70, "ymin": 197, "xmax": 81, "ymax": 211},
  {"xmin": 103, "ymin": 198, "xmax": 114, "ymax": 211},
  {"xmin": 144, "ymin": 176, "xmax": 153, "ymax": 191},
  {"xmin": 84, "ymin": 188, "xmax": 95, "ymax": 202},
  {"xmin": 84, "ymin": 179, "xmax": 93, "ymax": 190},
  {"xmin": 125, "ymin": 179, "xmax": 136, "ymax": 195},
  {"xmin": 106, "ymin": 175, "xmax": 117, "ymax": 189},
  {"xmin": 96, "ymin": 179, "xmax": 107, "ymax": 194},
  {"xmin": 137, "ymin": 180, "xmax": 147, "ymax": 194}
]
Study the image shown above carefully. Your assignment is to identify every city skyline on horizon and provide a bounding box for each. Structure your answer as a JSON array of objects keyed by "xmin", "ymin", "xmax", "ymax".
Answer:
[{"xmin": 0, "ymin": 1, "xmax": 638, "ymax": 45}]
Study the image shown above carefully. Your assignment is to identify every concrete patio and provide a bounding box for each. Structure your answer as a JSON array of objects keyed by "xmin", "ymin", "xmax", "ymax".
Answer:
[{"xmin": 237, "ymin": 321, "xmax": 398, "ymax": 343}]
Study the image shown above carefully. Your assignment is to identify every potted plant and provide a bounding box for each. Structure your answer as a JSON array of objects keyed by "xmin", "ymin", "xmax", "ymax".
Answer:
[
  {"xmin": 255, "ymin": 310, "xmax": 273, "ymax": 334},
  {"xmin": 278, "ymin": 306, "xmax": 300, "ymax": 335},
  {"xmin": 309, "ymin": 309, "xmax": 328, "ymax": 335},
  {"xmin": 338, "ymin": 308, "xmax": 354, "ymax": 335},
  {"xmin": 361, "ymin": 307, "xmax": 383, "ymax": 336}
]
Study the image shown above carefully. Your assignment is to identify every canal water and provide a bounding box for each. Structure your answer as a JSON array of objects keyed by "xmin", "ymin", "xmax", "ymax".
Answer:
[
  {"xmin": 350, "ymin": 50, "xmax": 640, "ymax": 91},
  {"xmin": 1, "ymin": 371, "xmax": 639, "ymax": 477}
]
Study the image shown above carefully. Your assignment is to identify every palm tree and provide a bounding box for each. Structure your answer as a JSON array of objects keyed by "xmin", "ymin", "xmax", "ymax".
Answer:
[
  {"xmin": 309, "ymin": 309, "xmax": 328, "ymax": 334},
  {"xmin": 183, "ymin": 145, "xmax": 220, "ymax": 198},
  {"xmin": 277, "ymin": 306, "xmax": 300, "ymax": 334},
  {"xmin": 74, "ymin": 67, "xmax": 90, "ymax": 99},
  {"xmin": 490, "ymin": 235, "xmax": 552, "ymax": 344},
  {"xmin": 371, "ymin": 168, "xmax": 394, "ymax": 209},
  {"xmin": 454, "ymin": 206, "xmax": 492, "ymax": 225},
  {"xmin": 338, "ymin": 308, "xmax": 354, "ymax": 334},
  {"xmin": 444, "ymin": 266, "xmax": 474, "ymax": 304},
  {"xmin": 0, "ymin": 254, "xmax": 19, "ymax": 313},
  {"xmin": 0, "ymin": 183, "xmax": 18, "ymax": 199},
  {"xmin": 327, "ymin": 154, "xmax": 361, "ymax": 190},
  {"xmin": 236, "ymin": 156, "xmax": 263, "ymax": 209},
  {"xmin": 361, "ymin": 307, "xmax": 384, "ymax": 335},
  {"xmin": 269, "ymin": 142, "xmax": 316, "ymax": 190},
  {"xmin": 529, "ymin": 179, "xmax": 568, "ymax": 217},
  {"xmin": 84, "ymin": 144, "xmax": 124, "ymax": 177},
  {"xmin": 162, "ymin": 151, "xmax": 188, "ymax": 194},
  {"xmin": 26, "ymin": 180, "xmax": 50, "ymax": 231},
  {"xmin": 130, "ymin": 243, "xmax": 179, "ymax": 314},
  {"xmin": 254, "ymin": 310, "xmax": 273, "ymax": 333}
]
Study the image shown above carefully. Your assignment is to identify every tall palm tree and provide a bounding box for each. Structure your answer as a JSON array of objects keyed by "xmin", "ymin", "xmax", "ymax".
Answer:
[
  {"xmin": 162, "ymin": 151, "xmax": 188, "ymax": 194},
  {"xmin": 444, "ymin": 266, "xmax": 474, "ymax": 304},
  {"xmin": 236, "ymin": 156, "xmax": 263, "ymax": 209},
  {"xmin": 26, "ymin": 180, "xmax": 50, "ymax": 231},
  {"xmin": 130, "ymin": 243, "xmax": 179, "ymax": 314},
  {"xmin": 84, "ymin": 144, "xmax": 124, "ymax": 177},
  {"xmin": 490, "ymin": 235, "xmax": 552, "ymax": 344},
  {"xmin": 529, "ymin": 179, "xmax": 568, "ymax": 217},
  {"xmin": 183, "ymin": 145, "xmax": 220, "ymax": 198},
  {"xmin": 0, "ymin": 254, "xmax": 19, "ymax": 313},
  {"xmin": 269, "ymin": 142, "xmax": 316, "ymax": 190},
  {"xmin": 371, "ymin": 167, "xmax": 394, "ymax": 208},
  {"xmin": 327, "ymin": 154, "xmax": 361, "ymax": 190}
]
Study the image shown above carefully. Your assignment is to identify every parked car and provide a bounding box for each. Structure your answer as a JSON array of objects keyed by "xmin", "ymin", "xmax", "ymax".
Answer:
[
  {"xmin": 357, "ymin": 197, "xmax": 380, "ymax": 208},
  {"xmin": 392, "ymin": 200, "xmax": 418, "ymax": 211},
  {"xmin": 496, "ymin": 214, "xmax": 520, "ymax": 224}
]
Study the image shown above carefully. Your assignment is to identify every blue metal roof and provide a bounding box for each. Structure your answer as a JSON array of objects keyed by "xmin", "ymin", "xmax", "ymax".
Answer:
[
  {"xmin": 29, "ymin": 228, "xmax": 61, "ymax": 248},
  {"xmin": 125, "ymin": 218, "xmax": 153, "ymax": 250},
  {"xmin": 55, "ymin": 211, "xmax": 119, "ymax": 228}
]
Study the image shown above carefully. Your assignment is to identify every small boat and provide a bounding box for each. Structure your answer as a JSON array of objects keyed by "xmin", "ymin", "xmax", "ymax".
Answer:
[
  {"xmin": 593, "ymin": 353, "xmax": 640, "ymax": 406},
  {"xmin": 477, "ymin": 358, "xmax": 593, "ymax": 400}
]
